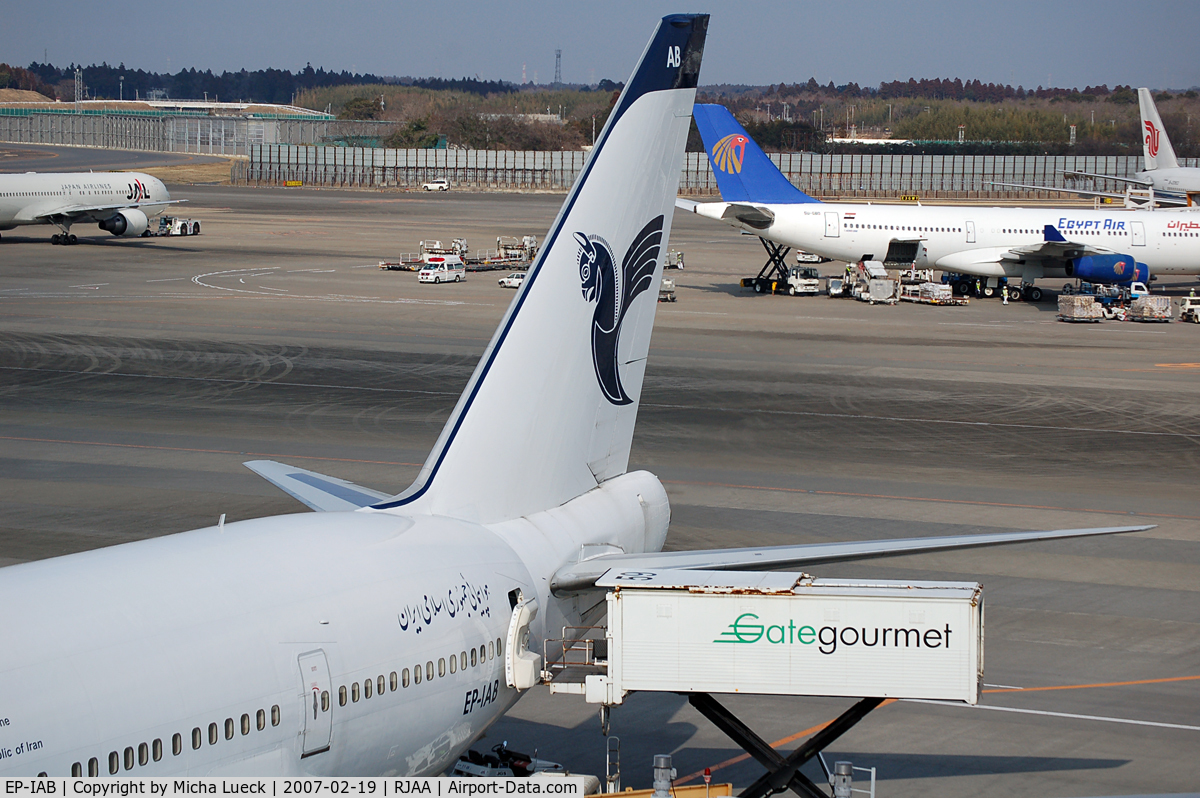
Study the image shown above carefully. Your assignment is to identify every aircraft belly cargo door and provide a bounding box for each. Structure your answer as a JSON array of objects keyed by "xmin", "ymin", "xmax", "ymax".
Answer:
[
  {"xmin": 298, "ymin": 650, "xmax": 332, "ymax": 757},
  {"xmin": 1131, "ymin": 221, "xmax": 1146, "ymax": 246},
  {"xmin": 824, "ymin": 212, "xmax": 840, "ymax": 238}
]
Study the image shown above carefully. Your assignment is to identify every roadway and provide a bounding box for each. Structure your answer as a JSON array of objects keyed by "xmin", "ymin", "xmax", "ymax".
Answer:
[
  {"xmin": 0, "ymin": 176, "xmax": 1198, "ymax": 797},
  {"xmin": 0, "ymin": 142, "xmax": 225, "ymax": 172}
]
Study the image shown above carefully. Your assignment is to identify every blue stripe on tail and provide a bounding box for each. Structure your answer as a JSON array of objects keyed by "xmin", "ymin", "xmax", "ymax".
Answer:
[{"xmin": 692, "ymin": 104, "xmax": 821, "ymax": 205}]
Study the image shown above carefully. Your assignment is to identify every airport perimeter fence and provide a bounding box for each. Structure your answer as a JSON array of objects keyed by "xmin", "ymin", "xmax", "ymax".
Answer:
[
  {"xmin": 236, "ymin": 145, "xmax": 1199, "ymax": 198},
  {"xmin": 0, "ymin": 112, "xmax": 388, "ymax": 157}
]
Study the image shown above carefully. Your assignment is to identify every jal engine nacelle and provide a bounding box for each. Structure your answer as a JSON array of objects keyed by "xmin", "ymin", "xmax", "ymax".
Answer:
[
  {"xmin": 99, "ymin": 208, "xmax": 149, "ymax": 237},
  {"xmin": 1065, "ymin": 254, "xmax": 1148, "ymax": 285}
]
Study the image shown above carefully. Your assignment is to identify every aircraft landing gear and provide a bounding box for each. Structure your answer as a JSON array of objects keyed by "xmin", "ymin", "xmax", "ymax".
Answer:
[{"xmin": 51, "ymin": 233, "xmax": 79, "ymax": 245}]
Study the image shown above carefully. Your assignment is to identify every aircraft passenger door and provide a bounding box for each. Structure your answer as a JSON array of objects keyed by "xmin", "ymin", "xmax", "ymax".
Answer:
[
  {"xmin": 966, "ymin": 221, "xmax": 976, "ymax": 244},
  {"xmin": 298, "ymin": 650, "xmax": 332, "ymax": 757},
  {"xmin": 1130, "ymin": 221, "xmax": 1146, "ymax": 247},
  {"xmin": 824, "ymin": 212, "xmax": 840, "ymax": 238}
]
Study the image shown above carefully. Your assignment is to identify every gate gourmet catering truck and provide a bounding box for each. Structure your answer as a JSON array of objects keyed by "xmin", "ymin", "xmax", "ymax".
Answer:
[{"xmin": 544, "ymin": 570, "xmax": 984, "ymax": 706}]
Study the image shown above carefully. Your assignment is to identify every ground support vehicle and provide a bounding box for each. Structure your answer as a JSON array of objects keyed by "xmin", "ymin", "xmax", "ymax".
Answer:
[
  {"xmin": 827, "ymin": 277, "xmax": 850, "ymax": 298},
  {"xmin": 143, "ymin": 216, "xmax": 200, "ymax": 237},
  {"xmin": 741, "ymin": 237, "xmax": 825, "ymax": 295},
  {"xmin": 899, "ymin": 267, "xmax": 935, "ymax": 285},
  {"xmin": 422, "ymin": 179, "xmax": 450, "ymax": 191},
  {"xmin": 658, "ymin": 276, "xmax": 677, "ymax": 302},
  {"xmin": 1180, "ymin": 296, "xmax": 1200, "ymax": 323},
  {"xmin": 665, "ymin": 250, "xmax": 686, "ymax": 269},
  {"xmin": 795, "ymin": 250, "xmax": 828, "ymax": 264},
  {"xmin": 499, "ymin": 272, "xmax": 526, "ymax": 289},
  {"xmin": 899, "ymin": 282, "xmax": 969, "ymax": 306},
  {"xmin": 382, "ymin": 235, "xmax": 539, "ymax": 272},
  {"xmin": 1057, "ymin": 295, "xmax": 1104, "ymax": 322},
  {"xmin": 417, "ymin": 257, "xmax": 466, "ymax": 284},
  {"xmin": 452, "ymin": 744, "xmax": 565, "ymax": 778},
  {"xmin": 942, "ymin": 271, "xmax": 1014, "ymax": 299},
  {"xmin": 858, "ymin": 277, "xmax": 898, "ymax": 305}
]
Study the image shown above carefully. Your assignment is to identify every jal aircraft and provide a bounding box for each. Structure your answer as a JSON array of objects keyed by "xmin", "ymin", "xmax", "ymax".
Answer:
[
  {"xmin": 0, "ymin": 170, "xmax": 174, "ymax": 244},
  {"xmin": 998, "ymin": 88, "xmax": 1200, "ymax": 207},
  {"xmin": 0, "ymin": 15, "xmax": 1150, "ymax": 779},
  {"xmin": 680, "ymin": 105, "xmax": 1200, "ymax": 299}
]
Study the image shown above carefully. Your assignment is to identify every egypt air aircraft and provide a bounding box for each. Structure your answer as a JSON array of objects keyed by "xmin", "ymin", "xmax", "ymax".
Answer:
[
  {"xmin": 0, "ymin": 171, "xmax": 173, "ymax": 244},
  {"xmin": 679, "ymin": 105, "xmax": 1200, "ymax": 299},
  {"xmin": 998, "ymin": 88, "xmax": 1200, "ymax": 207},
  {"xmin": 0, "ymin": 15, "xmax": 1150, "ymax": 779}
]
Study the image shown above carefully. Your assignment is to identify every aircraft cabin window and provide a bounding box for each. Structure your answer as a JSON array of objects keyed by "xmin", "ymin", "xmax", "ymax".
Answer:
[
  {"xmin": 124, "ymin": 746, "xmax": 134, "ymax": 770},
  {"xmin": 449, "ymin": 655, "xmax": 457, "ymax": 674},
  {"xmin": 403, "ymin": 668, "xmax": 411, "ymax": 688},
  {"xmin": 488, "ymin": 642, "xmax": 494, "ymax": 660},
  {"xmin": 364, "ymin": 679, "xmax": 372, "ymax": 699},
  {"xmin": 258, "ymin": 709, "xmax": 266, "ymax": 730},
  {"xmin": 497, "ymin": 638, "xmax": 503, "ymax": 657},
  {"xmin": 192, "ymin": 728, "xmax": 202, "ymax": 750},
  {"xmin": 460, "ymin": 651, "xmax": 467, "ymax": 670},
  {"xmin": 72, "ymin": 763, "xmax": 82, "ymax": 777},
  {"xmin": 390, "ymin": 671, "xmax": 398, "ymax": 691},
  {"xmin": 413, "ymin": 665, "xmax": 422, "ymax": 685},
  {"xmin": 271, "ymin": 705, "xmax": 280, "ymax": 726},
  {"xmin": 479, "ymin": 645, "xmax": 486, "ymax": 663},
  {"xmin": 339, "ymin": 686, "xmax": 347, "ymax": 706},
  {"xmin": 321, "ymin": 690, "xmax": 330, "ymax": 712},
  {"xmin": 352, "ymin": 682, "xmax": 360, "ymax": 702},
  {"xmin": 241, "ymin": 714, "xmax": 251, "ymax": 735},
  {"xmin": 88, "ymin": 758, "xmax": 99, "ymax": 777},
  {"xmin": 173, "ymin": 734, "xmax": 182, "ymax": 756},
  {"xmin": 209, "ymin": 723, "xmax": 218, "ymax": 745},
  {"xmin": 426, "ymin": 661, "xmax": 434, "ymax": 681},
  {"xmin": 222, "ymin": 716, "xmax": 233, "ymax": 738},
  {"xmin": 108, "ymin": 752, "xmax": 119, "ymax": 775},
  {"xmin": 377, "ymin": 675, "xmax": 385, "ymax": 695},
  {"xmin": 439, "ymin": 658, "xmax": 446, "ymax": 677},
  {"xmin": 470, "ymin": 648, "xmax": 477, "ymax": 667},
  {"xmin": 138, "ymin": 742, "xmax": 148, "ymax": 766},
  {"xmin": 153, "ymin": 739, "xmax": 162, "ymax": 761}
]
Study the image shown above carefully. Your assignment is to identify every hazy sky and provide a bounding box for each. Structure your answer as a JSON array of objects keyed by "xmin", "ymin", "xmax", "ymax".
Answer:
[{"xmin": 4, "ymin": 0, "xmax": 1199, "ymax": 91}]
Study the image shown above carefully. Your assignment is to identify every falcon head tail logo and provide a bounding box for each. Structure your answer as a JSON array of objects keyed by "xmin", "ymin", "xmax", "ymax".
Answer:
[{"xmin": 576, "ymin": 216, "xmax": 665, "ymax": 405}]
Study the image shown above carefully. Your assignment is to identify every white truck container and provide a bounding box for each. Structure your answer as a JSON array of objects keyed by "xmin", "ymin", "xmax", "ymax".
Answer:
[{"xmin": 567, "ymin": 570, "xmax": 983, "ymax": 706}]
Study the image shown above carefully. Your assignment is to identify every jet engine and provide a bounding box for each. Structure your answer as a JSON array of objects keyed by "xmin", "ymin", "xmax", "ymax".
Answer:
[
  {"xmin": 98, "ymin": 208, "xmax": 149, "ymax": 237},
  {"xmin": 1065, "ymin": 254, "xmax": 1148, "ymax": 285}
]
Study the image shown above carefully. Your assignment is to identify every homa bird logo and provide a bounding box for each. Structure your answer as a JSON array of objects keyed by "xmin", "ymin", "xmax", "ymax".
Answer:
[
  {"xmin": 576, "ymin": 216, "xmax": 664, "ymax": 405},
  {"xmin": 712, "ymin": 133, "xmax": 748, "ymax": 174},
  {"xmin": 1145, "ymin": 121, "xmax": 1160, "ymax": 157},
  {"xmin": 126, "ymin": 179, "xmax": 149, "ymax": 202}
]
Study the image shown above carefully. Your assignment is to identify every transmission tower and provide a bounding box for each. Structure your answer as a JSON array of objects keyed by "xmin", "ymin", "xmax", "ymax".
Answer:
[
  {"xmin": 74, "ymin": 68, "xmax": 83, "ymax": 113},
  {"xmin": 554, "ymin": 50, "xmax": 561, "ymax": 85}
]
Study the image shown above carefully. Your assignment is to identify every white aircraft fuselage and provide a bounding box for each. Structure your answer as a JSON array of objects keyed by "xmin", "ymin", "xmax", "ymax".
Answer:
[
  {"xmin": 0, "ymin": 472, "xmax": 669, "ymax": 777},
  {"xmin": 0, "ymin": 171, "xmax": 171, "ymax": 237},
  {"xmin": 692, "ymin": 201, "xmax": 1200, "ymax": 278}
]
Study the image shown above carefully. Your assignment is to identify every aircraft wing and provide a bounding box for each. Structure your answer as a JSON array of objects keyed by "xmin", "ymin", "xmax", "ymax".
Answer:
[
  {"xmin": 986, "ymin": 181, "xmax": 1186, "ymax": 208},
  {"xmin": 550, "ymin": 524, "xmax": 1153, "ymax": 593},
  {"xmin": 244, "ymin": 460, "xmax": 391, "ymax": 512},
  {"xmin": 1061, "ymin": 170, "xmax": 1153, "ymax": 187},
  {"xmin": 34, "ymin": 199, "xmax": 188, "ymax": 221}
]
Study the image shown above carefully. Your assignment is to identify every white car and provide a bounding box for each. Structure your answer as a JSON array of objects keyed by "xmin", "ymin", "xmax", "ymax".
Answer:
[
  {"xmin": 422, "ymin": 179, "xmax": 450, "ymax": 191},
  {"xmin": 417, "ymin": 259, "xmax": 465, "ymax": 284},
  {"xmin": 498, "ymin": 272, "xmax": 526, "ymax": 289}
]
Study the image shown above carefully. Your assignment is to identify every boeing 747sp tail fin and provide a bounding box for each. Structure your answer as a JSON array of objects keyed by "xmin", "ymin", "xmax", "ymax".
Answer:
[{"xmin": 370, "ymin": 14, "xmax": 709, "ymax": 525}]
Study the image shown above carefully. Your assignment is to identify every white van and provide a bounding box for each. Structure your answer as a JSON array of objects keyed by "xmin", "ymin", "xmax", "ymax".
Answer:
[{"xmin": 418, "ymin": 256, "xmax": 466, "ymax": 284}]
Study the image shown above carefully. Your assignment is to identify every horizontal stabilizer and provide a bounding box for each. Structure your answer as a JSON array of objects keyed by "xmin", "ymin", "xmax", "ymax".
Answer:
[
  {"xmin": 244, "ymin": 460, "xmax": 390, "ymax": 512},
  {"xmin": 550, "ymin": 524, "xmax": 1153, "ymax": 593}
]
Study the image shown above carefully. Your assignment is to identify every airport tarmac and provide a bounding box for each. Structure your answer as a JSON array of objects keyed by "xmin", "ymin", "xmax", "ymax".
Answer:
[{"xmin": 1, "ymin": 161, "xmax": 1198, "ymax": 795}]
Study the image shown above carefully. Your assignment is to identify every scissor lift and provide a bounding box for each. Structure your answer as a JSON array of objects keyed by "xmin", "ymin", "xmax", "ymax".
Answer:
[{"xmin": 740, "ymin": 237, "xmax": 794, "ymax": 294}]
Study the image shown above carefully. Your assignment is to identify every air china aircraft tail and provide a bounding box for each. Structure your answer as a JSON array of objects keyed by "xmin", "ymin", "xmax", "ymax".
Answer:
[
  {"xmin": 692, "ymin": 103, "xmax": 820, "ymax": 204},
  {"xmin": 1139, "ymin": 87, "xmax": 1179, "ymax": 172},
  {"xmin": 373, "ymin": 20, "xmax": 708, "ymax": 525}
]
